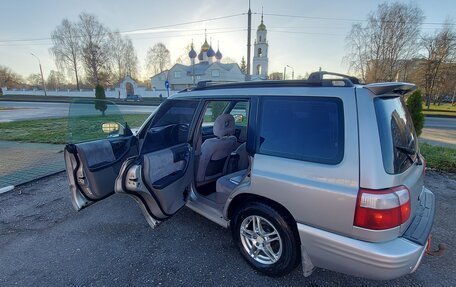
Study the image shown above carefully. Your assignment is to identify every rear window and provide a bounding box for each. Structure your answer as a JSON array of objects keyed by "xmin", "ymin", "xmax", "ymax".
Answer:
[
  {"xmin": 374, "ymin": 97, "xmax": 418, "ymax": 174},
  {"xmin": 258, "ymin": 97, "xmax": 344, "ymax": 165}
]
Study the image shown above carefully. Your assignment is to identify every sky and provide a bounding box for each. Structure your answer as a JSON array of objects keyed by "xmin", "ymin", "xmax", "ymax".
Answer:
[{"xmin": 0, "ymin": 0, "xmax": 455, "ymax": 81}]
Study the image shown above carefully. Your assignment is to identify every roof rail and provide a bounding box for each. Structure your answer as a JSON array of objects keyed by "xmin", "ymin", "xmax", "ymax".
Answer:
[
  {"xmin": 177, "ymin": 71, "xmax": 358, "ymax": 93},
  {"xmin": 364, "ymin": 82, "xmax": 416, "ymax": 95},
  {"xmin": 308, "ymin": 71, "xmax": 362, "ymax": 85}
]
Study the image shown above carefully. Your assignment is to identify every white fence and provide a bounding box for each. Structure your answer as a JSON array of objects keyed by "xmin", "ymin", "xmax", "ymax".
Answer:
[{"xmin": 1, "ymin": 87, "xmax": 178, "ymax": 98}]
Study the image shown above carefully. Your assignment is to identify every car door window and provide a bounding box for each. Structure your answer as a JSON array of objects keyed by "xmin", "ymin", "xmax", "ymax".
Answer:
[
  {"xmin": 68, "ymin": 99, "xmax": 126, "ymax": 143},
  {"xmin": 202, "ymin": 101, "xmax": 230, "ymax": 126},
  {"xmin": 141, "ymin": 99, "xmax": 199, "ymax": 153}
]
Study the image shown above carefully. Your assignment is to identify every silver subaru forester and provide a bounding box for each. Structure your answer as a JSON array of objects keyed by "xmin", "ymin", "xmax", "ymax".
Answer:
[{"xmin": 64, "ymin": 71, "xmax": 434, "ymax": 280}]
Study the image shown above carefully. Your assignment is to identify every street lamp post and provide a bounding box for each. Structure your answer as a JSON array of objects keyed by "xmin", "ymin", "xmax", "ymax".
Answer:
[
  {"xmin": 283, "ymin": 66, "xmax": 287, "ymax": 80},
  {"xmin": 287, "ymin": 65, "xmax": 294, "ymax": 80},
  {"xmin": 31, "ymin": 53, "xmax": 47, "ymax": 96}
]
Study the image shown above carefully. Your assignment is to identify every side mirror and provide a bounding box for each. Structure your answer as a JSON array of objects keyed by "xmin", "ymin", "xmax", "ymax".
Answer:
[
  {"xmin": 102, "ymin": 122, "xmax": 122, "ymax": 134},
  {"xmin": 233, "ymin": 114, "xmax": 244, "ymax": 123}
]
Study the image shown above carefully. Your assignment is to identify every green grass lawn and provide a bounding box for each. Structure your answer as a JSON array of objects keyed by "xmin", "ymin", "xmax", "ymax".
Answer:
[
  {"xmin": 423, "ymin": 103, "xmax": 456, "ymax": 117},
  {"xmin": 0, "ymin": 114, "xmax": 150, "ymax": 144},
  {"xmin": 420, "ymin": 143, "xmax": 456, "ymax": 173}
]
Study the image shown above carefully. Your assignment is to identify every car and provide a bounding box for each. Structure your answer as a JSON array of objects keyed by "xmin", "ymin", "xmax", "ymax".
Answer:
[
  {"xmin": 124, "ymin": 94, "xmax": 143, "ymax": 102},
  {"xmin": 64, "ymin": 71, "xmax": 435, "ymax": 280}
]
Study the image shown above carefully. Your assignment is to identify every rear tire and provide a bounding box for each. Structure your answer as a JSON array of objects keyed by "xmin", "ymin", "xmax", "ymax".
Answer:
[{"xmin": 231, "ymin": 202, "xmax": 300, "ymax": 277}]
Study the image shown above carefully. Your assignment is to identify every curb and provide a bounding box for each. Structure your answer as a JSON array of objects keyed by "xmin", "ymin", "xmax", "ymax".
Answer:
[
  {"xmin": 0, "ymin": 169, "xmax": 65, "ymax": 193},
  {"xmin": 424, "ymin": 114, "xmax": 456, "ymax": 119},
  {"xmin": 0, "ymin": 185, "xmax": 14, "ymax": 194},
  {"xmin": 15, "ymin": 169, "xmax": 66, "ymax": 188}
]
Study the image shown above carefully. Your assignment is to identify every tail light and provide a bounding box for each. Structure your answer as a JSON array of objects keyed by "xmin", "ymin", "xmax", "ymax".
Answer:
[{"xmin": 354, "ymin": 186, "xmax": 411, "ymax": 230}]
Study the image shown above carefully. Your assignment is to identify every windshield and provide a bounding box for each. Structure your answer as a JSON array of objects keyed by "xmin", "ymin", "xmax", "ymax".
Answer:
[{"xmin": 374, "ymin": 96, "xmax": 418, "ymax": 174}]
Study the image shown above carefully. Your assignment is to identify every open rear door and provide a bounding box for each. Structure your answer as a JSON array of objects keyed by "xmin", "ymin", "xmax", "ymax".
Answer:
[
  {"xmin": 115, "ymin": 99, "xmax": 200, "ymax": 228},
  {"xmin": 64, "ymin": 99, "xmax": 140, "ymax": 210}
]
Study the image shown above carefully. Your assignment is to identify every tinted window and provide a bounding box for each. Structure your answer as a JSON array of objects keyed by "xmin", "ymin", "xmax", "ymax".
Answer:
[
  {"xmin": 68, "ymin": 99, "xmax": 126, "ymax": 143},
  {"xmin": 258, "ymin": 97, "xmax": 344, "ymax": 164},
  {"xmin": 142, "ymin": 99, "xmax": 199, "ymax": 153},
  {"xmin": 374, "ymin": 97, "xmax": 418, "ymax": 174},
  {"xmin": 152, "ymin": 99, "xmax": 199, "ymax": 127}
]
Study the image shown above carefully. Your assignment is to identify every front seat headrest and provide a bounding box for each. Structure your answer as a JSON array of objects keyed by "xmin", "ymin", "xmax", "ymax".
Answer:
[{"xmin": 213, "ymin": 114, "xmax": 235, "ymax": 138}]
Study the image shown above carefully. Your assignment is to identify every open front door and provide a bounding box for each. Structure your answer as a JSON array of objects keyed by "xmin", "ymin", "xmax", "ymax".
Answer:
[
  {"xmin": 64, "ymin": 99, "xmax": 140, "ymax": 210},
  {"xmin": 115, "ymin": 99, "xmax": 200, "ymax": 228}
]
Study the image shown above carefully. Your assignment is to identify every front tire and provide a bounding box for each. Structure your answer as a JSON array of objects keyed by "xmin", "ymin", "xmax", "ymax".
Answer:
[{"xmin": 231, "ymin": 202, "xmax": 300, "ymax": 277}]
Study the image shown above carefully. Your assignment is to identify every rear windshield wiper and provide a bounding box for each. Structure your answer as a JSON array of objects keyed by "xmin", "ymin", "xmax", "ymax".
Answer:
[
  {"xmin": 396, "ymin": 145, "xmax": 422, "ymax": 165},
  {"xmin": 396, "ymin": 145, "xmax": 415, "ymax": 155}
]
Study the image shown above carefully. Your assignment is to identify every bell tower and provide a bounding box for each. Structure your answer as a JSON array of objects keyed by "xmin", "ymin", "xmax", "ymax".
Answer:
[{"xmin": 252, "ymin": 10, "xmax": 268, "ymax": 79}]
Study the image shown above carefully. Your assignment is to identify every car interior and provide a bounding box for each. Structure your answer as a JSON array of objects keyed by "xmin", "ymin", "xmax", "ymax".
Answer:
[{"xmin": 193, "ymin": 100, "xmax": 251, "ymax": 204}]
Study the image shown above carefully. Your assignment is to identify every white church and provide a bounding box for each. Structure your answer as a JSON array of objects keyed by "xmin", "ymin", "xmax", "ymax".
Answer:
[{"xmin": 151, "ymin": 14, "xmax": 269, "ymax": 90}]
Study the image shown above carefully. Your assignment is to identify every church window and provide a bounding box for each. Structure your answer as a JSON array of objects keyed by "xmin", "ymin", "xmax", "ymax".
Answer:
[
  {"xmin": 211, "ymin": 69, "xmax": 220, "ymax": 77},
  {"xmin": 256, "ymin": 64, "xmax": 262, "ymax": 75},
  {"xmin": 259, "ymin": 36, "xmax": 262, "ymax": 42},
  {"xmin": 258, "ymin": 48, "xmax": 262, "ymax": 57}
]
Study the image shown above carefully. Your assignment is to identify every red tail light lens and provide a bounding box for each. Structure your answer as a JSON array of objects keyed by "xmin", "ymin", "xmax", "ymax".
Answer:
[{"xmin": 354, "ymin": 186, "xmax": 411, "ymax": 230}]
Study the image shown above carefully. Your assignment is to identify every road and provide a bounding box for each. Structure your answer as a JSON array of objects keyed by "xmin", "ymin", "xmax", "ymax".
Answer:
[
  {"xmin": 424, "ymin": 117, "xmax": 456, "ymax": 129},
  {"xmin": 0, "ymin": 101, "xmax": 157, "ymax": 122},
  {"xmin": 0, "ymin": 171, "xmax": 454, "ymax": 286},
  {"xmin": 419, "ymin": 117, "xmax": 456, "ymax": 147}
]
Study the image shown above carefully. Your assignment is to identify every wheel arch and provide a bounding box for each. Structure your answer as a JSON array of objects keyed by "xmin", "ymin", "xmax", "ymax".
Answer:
[{"xmin": 226, "ymin": 193, "xmax": 301, "ymax": 244}]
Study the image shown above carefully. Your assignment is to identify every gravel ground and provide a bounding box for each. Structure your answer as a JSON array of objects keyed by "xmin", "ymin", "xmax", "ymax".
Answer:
[{"xmin": 0, "ymin": 171, "xmax": 454, "ymax": 287}]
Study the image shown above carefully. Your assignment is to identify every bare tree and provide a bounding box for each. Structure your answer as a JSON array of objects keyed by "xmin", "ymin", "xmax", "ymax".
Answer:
[
  {"xmin": 345, "ymin": 2, "xmax": 424, "ymax": 82},
  {"xmin": 146, "ymin": 43, "xmax": 171, "ymax": 75},
  {"xmin": 50, "ymin": 19, "xmax": 82, "ymax": 90},
  {"xmin": 47, "ymin": 70, "xmax": 67, "ymax": 90},
  {"xmin": 27, "ymin": 73, "xmax": 42, "ymax": 88},
  {"xmin": 0, "ymin": 66, "xmax": 24, "ymax": 89},
  {"xmin": 123, "ymin": 37, "xmax": 138, "ymax": 79},
  {"xmin": 110, "ymin": 32, "xmax": 139, "ymax": 83},
  {"xmin": 175, "ymin": 43, "xmax": 192, "ymax": 66},
  {"xmin": 109, "ymin": 31, "xmax": 126, "ymax": 83},
  {"xmin": 420, "ymin": 21, "xmax": 456, "ymax": 108},
  {"xmin": 78, "ymin": 13, "xmax": 112, "ymax": 86}
]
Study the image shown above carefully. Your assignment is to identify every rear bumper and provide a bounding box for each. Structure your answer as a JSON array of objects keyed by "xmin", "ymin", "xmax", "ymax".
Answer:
[{"xmin": 298, "ymin": 187, "xmax": 435, "ymax": 280}]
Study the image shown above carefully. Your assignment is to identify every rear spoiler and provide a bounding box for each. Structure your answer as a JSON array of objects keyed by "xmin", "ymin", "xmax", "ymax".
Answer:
[{"xmin": 364, "ymin": 82, "xmax": 416, "ymax": 95}]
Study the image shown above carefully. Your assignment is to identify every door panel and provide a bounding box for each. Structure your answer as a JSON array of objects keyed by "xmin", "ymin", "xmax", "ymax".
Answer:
[
  {"xmin": 115, "ymin": 99, "xmax": 200, "ymax": 228},
  {"xmin": 115, "ymin": 143, "xmax": 194, "ymax": 227},
  {"xmin": 65, "ymin": 136, "xmax": 138, "ymax": 210}
]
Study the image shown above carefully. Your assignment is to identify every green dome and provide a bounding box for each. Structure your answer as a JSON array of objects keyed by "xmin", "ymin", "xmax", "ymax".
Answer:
[{"xmin": 258, "ymin": 11, "xmax": 266, "ymax": 30}]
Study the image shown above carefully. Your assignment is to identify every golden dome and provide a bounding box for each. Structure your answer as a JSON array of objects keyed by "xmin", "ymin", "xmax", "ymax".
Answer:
[{"xmin": 201, "ymin": 40, "xmax": 210, "ymax": 52}]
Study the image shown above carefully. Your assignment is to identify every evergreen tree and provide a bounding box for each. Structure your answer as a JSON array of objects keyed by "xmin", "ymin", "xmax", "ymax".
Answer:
[
  {"xmin": 240, "ymin": 57, "xmax": 247, "ymax": 74},
  {"xmin": 95, "ymin": 84, "xmax": 107, "ymax": 116},
  {"xmin": 406, "ymin": 90, "xmax": 425, "ymax": 136}
]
